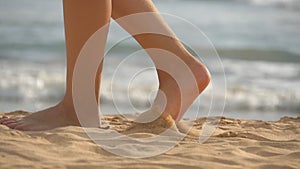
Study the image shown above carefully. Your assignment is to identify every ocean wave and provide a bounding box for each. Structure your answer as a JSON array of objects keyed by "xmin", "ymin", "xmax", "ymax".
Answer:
[{"xmin": 1, "ymin": 52, "xmax": 300, "ymax": 114}]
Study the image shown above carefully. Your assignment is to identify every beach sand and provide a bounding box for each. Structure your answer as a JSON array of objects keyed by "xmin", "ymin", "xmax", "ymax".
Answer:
[{"xmin": 0, "ymin": 111, "xmax": 299, "ymax": 169}]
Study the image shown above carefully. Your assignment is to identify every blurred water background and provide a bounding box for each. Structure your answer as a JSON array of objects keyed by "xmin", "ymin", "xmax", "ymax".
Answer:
[{"xmin": 0, "ymin": 0, "xmax": 299, "ymax": 120}]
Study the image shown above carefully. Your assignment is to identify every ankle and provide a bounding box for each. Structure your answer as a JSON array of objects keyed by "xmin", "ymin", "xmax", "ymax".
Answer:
[
  {"xmin": 56, "ymin": 99, "xmax": 80, "ymax": 124},
  {"xmin": 196, "ymin": 63, "xmax": 211, "ymax": 92},
  {"xmin": 185, "ymin": 56, "xmax": 211, "ymax": 92}
]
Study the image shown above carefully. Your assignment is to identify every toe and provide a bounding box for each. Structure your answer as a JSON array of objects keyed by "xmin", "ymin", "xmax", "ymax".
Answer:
[
  {"xmin": 2, "ymin": 119, "xmax": 17, "ymax": 125},
  {"xmin": 0, "ymin": 115, "xmax": 8, "ymax": 119},
  {"xmin": 0, "ymin": 117, "xmax": 11, "ymax": 124}
]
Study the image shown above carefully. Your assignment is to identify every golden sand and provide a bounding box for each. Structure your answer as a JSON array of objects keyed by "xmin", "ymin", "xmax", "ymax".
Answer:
[{"xmin": 0, "ymin": 111, "xmax": 299, "ymax": 169}]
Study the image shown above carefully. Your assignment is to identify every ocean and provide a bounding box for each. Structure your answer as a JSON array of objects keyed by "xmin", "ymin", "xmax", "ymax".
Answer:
[{"xmin": 0, "ymin": 0, "xmax": 299, "ymax": 120}]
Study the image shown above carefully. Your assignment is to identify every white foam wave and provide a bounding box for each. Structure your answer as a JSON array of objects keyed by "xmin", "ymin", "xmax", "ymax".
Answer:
[{"xmin": 1, "ymin": 58, "xmax": 300, "ymax": 113}]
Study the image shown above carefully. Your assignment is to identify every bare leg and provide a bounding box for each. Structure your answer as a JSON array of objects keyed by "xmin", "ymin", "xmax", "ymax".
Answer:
[
  {"xmin": 0, "ymin": 0, "xmax": 111, "ymax": 130},
  {"xmin": 112, "ymin": 0, "xmax": 210, "ymax": 121}
]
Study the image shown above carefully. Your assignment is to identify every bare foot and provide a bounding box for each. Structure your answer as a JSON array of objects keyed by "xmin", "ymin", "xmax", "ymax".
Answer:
[
  {"xmin": 153, "ymin": 56, "xmax": 211, "ymax": 121},
  {"xmin": 0, "ymin": 102, "xmax": 80, "ymax": 131},
  {"xmin": 123, "ymin": 55, "xmax": 210, "ymax": 135}
]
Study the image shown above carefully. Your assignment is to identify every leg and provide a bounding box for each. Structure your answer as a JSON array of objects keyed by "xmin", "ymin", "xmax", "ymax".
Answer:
[
  {"xmin": 0, "ymin": 0, "xmax": 111, "ymax": 130},
  {"xmin": 112, "ymin": 0, "xmax": 210, "ymax": 121}
]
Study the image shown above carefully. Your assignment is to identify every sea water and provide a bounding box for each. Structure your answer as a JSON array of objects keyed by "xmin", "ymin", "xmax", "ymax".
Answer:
[{"xmin": 0, "ymin": 0, "xmax": 299, "ymax": 120}]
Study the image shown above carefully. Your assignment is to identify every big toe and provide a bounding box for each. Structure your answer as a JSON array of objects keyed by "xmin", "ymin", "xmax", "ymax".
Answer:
[
  {"xmin": 7, "ymin": 122, "xmax": 21, "ymax": 129},
  {"xmin": 14, "ymin": 124, "xmax": 27, "ymax": 131}
]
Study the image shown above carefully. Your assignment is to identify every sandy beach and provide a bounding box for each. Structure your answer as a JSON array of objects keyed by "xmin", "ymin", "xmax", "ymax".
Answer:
[
  {"xmin": 0, "ymin": 111, "xmax": 299, "ymax": 169},
  {"xmin": 0, "ymin": 0, "xmax": 299, "ymax": 168}
]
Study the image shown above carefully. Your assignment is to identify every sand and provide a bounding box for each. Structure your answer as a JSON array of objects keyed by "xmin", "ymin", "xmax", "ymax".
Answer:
[{"xmin": 0, "ymin": 111, "xmax": 299, "ymax": 169}]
